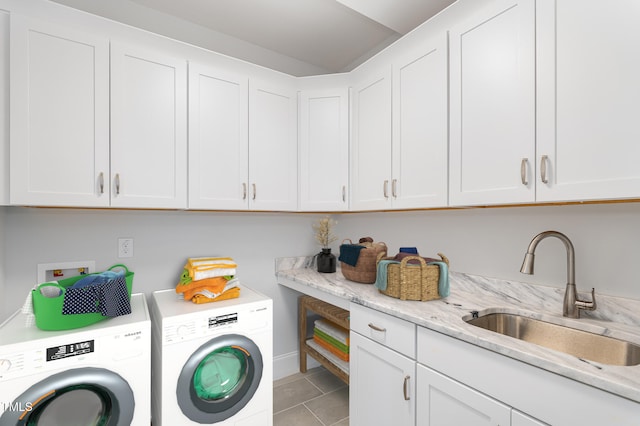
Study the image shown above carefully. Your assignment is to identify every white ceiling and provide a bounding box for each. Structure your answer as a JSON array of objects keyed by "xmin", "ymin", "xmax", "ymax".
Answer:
[{"xmin": 49, "ymin": 0, "xmax": 456, "ymax": 76}]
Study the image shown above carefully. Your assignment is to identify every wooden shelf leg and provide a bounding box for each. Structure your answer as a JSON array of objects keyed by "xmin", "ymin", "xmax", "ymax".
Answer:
[{"xmin": 299, "ymin": 297, "xmax": 308, "ymax": 373}]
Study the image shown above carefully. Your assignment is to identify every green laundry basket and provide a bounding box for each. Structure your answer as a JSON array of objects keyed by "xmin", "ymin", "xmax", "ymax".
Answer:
[{"xmin": 32, "ymin": 264, "xmax": 134, "ymax": 331}]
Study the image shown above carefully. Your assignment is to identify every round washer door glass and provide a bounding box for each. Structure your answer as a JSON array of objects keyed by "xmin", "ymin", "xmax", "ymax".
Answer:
[
  {"xmin": 0, "ymin": 367, "xmax": 134, "ymax": 426},
  {"xmin": 177, "ymin": 334, "xmax": 263, "ymax": 424}
]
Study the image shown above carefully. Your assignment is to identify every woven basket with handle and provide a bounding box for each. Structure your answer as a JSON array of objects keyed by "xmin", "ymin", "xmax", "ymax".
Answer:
[
  {"xmin": 377, "ymin": 253, "xmax": 449, "ymax": 301},
  {"xmin": 339, "ymin": 239, "xmax": 387, "ymax": 284}
]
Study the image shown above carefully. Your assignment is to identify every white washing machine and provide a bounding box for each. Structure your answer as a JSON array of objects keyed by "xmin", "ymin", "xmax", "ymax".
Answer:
[
  {"xmin": 0, "ymin": 293, "xmax": 151, "ymax": 425},
  {"xmin": 150, "ymin": 286, "xmax": 272, "ymax": 426}
]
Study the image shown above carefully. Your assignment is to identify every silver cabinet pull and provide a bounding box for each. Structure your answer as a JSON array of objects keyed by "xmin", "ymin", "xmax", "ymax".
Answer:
[
  {"xmin": 540, "ymin": 155, "xmax": 549, "ymax": 184},
  {"xmin": 342, "ymin": 185, "xmax": 346, "ymax": 202},
  {"xmin": 252, "ymin": 183, "xmax": 256, "ymax": 200},
  {"xmin": 383, "ymin": 180, "xmax": 389, "ymax": 199},
  {"xmin": 98, "ymin": 172, "xmax": 104, "ymax": 194},
  {"xmin": 242, "ymin": 183, "xmax": 247, "ymax": 200},
  {"xmin": 403, "ymin": 375, "xmax": 411, "ymax": 401},
  {"xmin": 115, "ymin": 173, "xmax": 120, "ymax": 196},
  {"xmin": 520, "ymin": 158, "xmax": 529, "ymax": 186},
  {"xmin": 392, "ymin": 179, "xmax": 397, "ymax": 198},
  {"xmin": 368, "ymin": 323, "xmax": 386, "ymax": 332}
]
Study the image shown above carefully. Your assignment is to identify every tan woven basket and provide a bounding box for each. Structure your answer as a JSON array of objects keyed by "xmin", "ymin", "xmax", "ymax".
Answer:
[
  {"xmin": 377, "ymin": 253, "xmax": 449, "ymax": 301},
  {"xmin": 340, "ymin": 239, "xmax": 387, "ymax": 284}
]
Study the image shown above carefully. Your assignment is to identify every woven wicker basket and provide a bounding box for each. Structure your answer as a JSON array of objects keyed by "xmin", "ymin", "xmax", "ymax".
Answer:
[
  {"xmin": 377, "ymin": 253, "xmax": 449, "ymax": 301},
  {"xmin": 339, "ymin": 239, "xmax": 387, "ymax": 284}
]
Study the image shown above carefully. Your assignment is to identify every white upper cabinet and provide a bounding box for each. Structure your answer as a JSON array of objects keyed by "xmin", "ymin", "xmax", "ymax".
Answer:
[
  {"xmin": 0, "ymin": 10, "xmax": 9, "ymax": 206},
  {"xmin": 392, "ymin": 33, "xmax": 448, "ymax": 209},
  {"xmin": 350, "ymin": 69, "xmax": 393, "ymax": 210},
  {"xmin": 299, "ymin": 87, "xmax": 349, "ymax": 211},
  {"xmin": 248, "ymin": 79, "xmax": 298, "ymax": 211},
  {"xmin": 10, "ymin": 14, "xmax": 110, "ymax": 207},
  {"xmin": 188, "ymin": 63, "xmax": 249, "ymax": 210},
  {"xmin": 536, "ymin": 0, "xmax": 640, "ymax": 202},
  {"xmin": 110, "ymin": 42, "xmax": 187, "ymax": 209},
  {"xmin": 449, "ymin": 0, "xmax": 536, "ymax": 206}
]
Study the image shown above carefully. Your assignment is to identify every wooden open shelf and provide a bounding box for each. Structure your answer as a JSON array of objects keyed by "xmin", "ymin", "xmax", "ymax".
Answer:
[{"xmin": 299, "ymin": 295, "xmax": 350, "ymax": 385}]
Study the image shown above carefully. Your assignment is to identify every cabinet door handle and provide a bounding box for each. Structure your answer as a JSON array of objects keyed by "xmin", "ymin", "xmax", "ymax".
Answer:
[
  {"xmin": 403, "ymin": 375, "xmax": 411, "ymax": 401},
  {"xmin": 383, "ymin": 180, "xmax": 389, "ymax": 199},
  {"xmin": 242, "ymin": 183, "xmax": 247, "ymax": 200},
  {"xmin": 392, "ymin": 179, "xmax": 397, "ymax": 198},
  {"xmin": 368, "ymin": 323, "xmax": 386, "ymax": 332},
  {"xmin": 520, "ymin": 158, "xmax": 529, "ymax": 186},
  {"xmin": 115, "ymin": 173, "xmax": 120, "ymax": 196},
  {"xmin": 540, "ymin": 155, "xmax": 549, "ymax": 184},
  {"xmin": 98, "ymin": 172, "xmax": 104, "ymax": 194},
  {"xmin": 252, "ymin": 183, "xmax": 257, "ymax": 200},
  {"xmin": 342, "ymin": 185, "xmax": 346, "ymax": 202}
]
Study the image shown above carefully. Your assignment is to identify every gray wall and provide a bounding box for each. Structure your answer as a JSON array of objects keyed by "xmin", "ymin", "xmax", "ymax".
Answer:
[{"xmin": 2, "ymin": 203, "xmax": 639, "ymax": 377}]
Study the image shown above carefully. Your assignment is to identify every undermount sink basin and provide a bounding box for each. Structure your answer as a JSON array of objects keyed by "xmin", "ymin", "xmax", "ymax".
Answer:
[{"xmin": 466, "ymin": 312, "xmax": 640, "ymax": 366}]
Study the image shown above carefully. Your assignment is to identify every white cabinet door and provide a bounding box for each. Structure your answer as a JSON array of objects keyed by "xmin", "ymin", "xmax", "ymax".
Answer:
[
  {"xmin": 248, "ymin": 80, "xmax": 298, "ymax": 211},
  {"xmin": 512, "ymin": 410, "xmax": 548, "ymax": 426},
  {"xmin": 350, "ymin": 69, "xmax": 392, "ymax": 210},
  {"xmin": 536, "ymin": 0, "xmax": 640, "ymax": 202},
  {"xmin": 10, "ymin": 15, "xmax": 110, "ymax": 207},
  {"xmin": 416, "ymin": 365, "xmax": 511, "ymax": 426},
  {"xmin": 449, "ymin": 0, "xmax": 535, "ymax": 206},
  {"xmin": 0, "ymin": 10, "xmax": 9, "ymax": 205},
  {"xmin": 392, "ymin": 33, "xmax": 448, "ymax": 209},
  {"xmin": 350, "ymin": 331, "xmax": 415, "ymax": 426},
  {"xmin": 188, "ymin": 63, "xmax": 249, "ymax": 210},
  {"xmin": 110, "ymin": 42, "xmax": 187, "ymax": 209},
  {"xmin": 299, "ymin": 88, "xmax": 349, "ymax": 211}
]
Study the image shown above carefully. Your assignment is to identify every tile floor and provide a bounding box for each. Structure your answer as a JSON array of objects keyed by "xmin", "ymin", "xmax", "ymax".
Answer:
[{"xmin": 273, "ymin": 367, "xmax": 349, "ymax": 426}]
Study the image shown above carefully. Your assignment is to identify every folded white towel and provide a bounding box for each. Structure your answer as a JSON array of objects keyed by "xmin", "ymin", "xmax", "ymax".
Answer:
[
  {"xmin": 314, "ymin": 318, "xmax": 349, "ymax": 344},
  {"xmin": 192, "ymin": 277, "xmax": 240, "ymax": 299},
  {"xmin": 21, "ymin": 291, "xmax": 35, "ymax": 327},
  {"xmin": 192, "ymin": 268, "xmax": 237, "ymax": 281}
]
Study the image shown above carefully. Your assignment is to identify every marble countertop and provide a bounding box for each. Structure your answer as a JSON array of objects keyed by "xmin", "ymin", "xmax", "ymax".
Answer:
[{"xmin": 276, "ymin": 256, "xmax": 640, "ymax": 404}]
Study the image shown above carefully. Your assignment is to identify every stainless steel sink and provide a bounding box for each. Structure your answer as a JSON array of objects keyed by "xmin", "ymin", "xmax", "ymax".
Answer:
[{"xmin": 466, "ymin": 312, "xmax": 640, "ymax": 366}]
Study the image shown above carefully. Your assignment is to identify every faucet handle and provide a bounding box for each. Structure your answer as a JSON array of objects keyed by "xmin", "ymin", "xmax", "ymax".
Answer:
[{"xmin": 575, "ymin": 288, "xmax": 597, "ymax": 312}]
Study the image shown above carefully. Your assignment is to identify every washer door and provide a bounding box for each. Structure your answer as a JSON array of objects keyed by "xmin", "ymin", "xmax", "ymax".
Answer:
[
  {"xmin": 176, "ymin": 334, "xmax": 263, "ymax": 424},
  {"xmin": 0, "ymin": 367, "xmax": 134, "ymax": 426}
]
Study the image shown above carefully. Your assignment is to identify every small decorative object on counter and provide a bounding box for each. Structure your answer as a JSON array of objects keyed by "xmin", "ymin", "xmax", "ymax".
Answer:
[
  {"xmin": 375, "ymin": 252, "xmax": 450, "ymax": 301},
  {"xmin": 339, "ymin": 237, "xmax": 387, "ymax": 283},
  {"xmin": 313, "ymin": 216, "xmax": 338, "ymax": 273}
]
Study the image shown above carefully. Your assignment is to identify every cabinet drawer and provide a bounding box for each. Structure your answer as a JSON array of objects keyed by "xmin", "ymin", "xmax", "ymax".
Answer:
[{"xmin": 350, "ymin": 303, "xmax": 415, "ymax": 358}]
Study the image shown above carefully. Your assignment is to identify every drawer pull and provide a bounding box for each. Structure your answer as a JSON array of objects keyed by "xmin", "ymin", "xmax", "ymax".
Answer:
[
  {"xmin": 368, "ymin": 323, "xmax": 386, "ymax": 332},
  {"xmin": 115, "ymin": 173, "xmax": 120, "ymax": 196},
  {"xmin": 403, "ymin": 375, "xmax": 411, "ymax": 400},
  {"xmin": 242, "ymin": 183, "xmax": 247, "ymax": 200},
  {"xmin": 252, "ymin": 183, "xmax": 257, "ymax": 200},
  {"xmin": 383, "ymin": 180, "xmax": 389, "ymax": 199}
]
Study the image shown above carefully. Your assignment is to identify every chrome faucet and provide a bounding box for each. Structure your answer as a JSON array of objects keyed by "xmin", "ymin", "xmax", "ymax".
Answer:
[{"xmin": 520, "ymin": 230, "xmax": 596, "ymax": 318}]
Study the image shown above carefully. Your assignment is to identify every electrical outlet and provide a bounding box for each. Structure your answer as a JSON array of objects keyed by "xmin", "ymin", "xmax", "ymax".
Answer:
[{"xmin": 118, "ymin": 238, "xmax": 134, "ymax": 258}]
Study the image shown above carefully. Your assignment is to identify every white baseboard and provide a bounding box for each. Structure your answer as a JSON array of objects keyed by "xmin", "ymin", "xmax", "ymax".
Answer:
[{"xmin": 273, "ymin": 350, "xmax": 320, "ymax": 381}]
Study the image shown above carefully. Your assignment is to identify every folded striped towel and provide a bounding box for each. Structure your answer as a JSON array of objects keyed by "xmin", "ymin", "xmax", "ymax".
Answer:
[{"xmin": 183, "ymin": 257, "xmax": 237, "ymax": 282}]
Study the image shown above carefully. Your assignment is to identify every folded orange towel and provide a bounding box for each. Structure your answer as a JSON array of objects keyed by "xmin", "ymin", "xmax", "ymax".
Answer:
[
  {"xmin": 191, "ymin": 287, "xmax": 241, "ymax": 304},
  {"xmin": 313, "ymin": 335, "xmax": 349, "ymax": 362},
  {"xmin": 175, "ymin": 276, "xmax": 228, "ymax": 300}
]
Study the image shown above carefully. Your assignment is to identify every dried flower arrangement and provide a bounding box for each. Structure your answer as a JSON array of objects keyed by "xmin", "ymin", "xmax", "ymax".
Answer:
[{"xmin": 312, "ymin": 216, "xmax": 338, "ymax": 249}]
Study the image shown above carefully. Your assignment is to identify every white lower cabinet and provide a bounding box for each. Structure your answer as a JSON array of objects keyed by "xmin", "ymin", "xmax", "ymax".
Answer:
[
  {"xmin": 416, "ymin": 365, "xmax": 548, "ymax": 426},
  {"xmin": 418, "ymin": 326, "xmax": 638, "ymax": 426},
  {"xmin": 416, "ymin": 365, "xmax": 510, "ymax": 426},
  {"xmin": 350, "ymin": 331, "xmax": 415, "ymax": 426},
  {"xmin": 349, "ymin": 303, "xmax": 416, "ymax": 426}
]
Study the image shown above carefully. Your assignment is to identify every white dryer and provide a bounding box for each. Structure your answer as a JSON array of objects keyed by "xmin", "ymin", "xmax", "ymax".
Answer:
[
  {"xmin": 150, "ymin": 286, "xmax": 272, "ymax": 426},
  {"xmin": 0, "ymin": 293, "xmax": 151, "ymax": 425}
]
